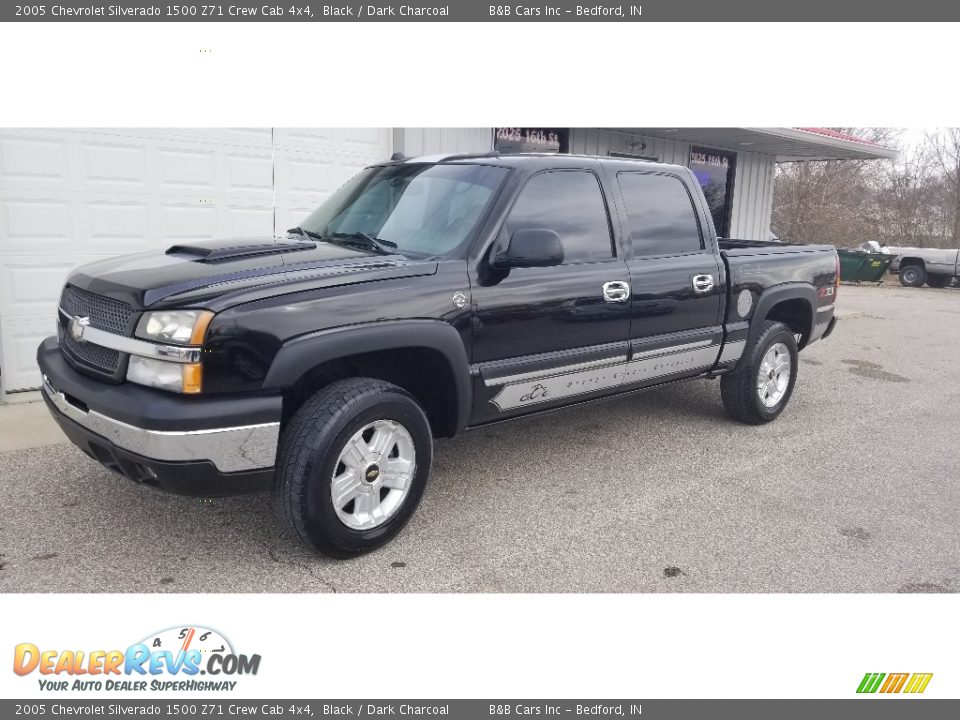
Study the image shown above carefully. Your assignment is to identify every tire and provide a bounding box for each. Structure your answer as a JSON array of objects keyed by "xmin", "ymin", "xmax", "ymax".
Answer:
[
  {"xmin": 899, "ymin": 264, "xmax": 926, "ymax": 287},
  {"xmin": 720, "ymin": 321, "xmax": 799, "ymax": 425},
  {"xmin": 274, "ymin": 378, "xmax": 433, "ymax": 558},
  {"xmin": 926, "ymin": 274, "xmax": 949, "ymax": 288}
]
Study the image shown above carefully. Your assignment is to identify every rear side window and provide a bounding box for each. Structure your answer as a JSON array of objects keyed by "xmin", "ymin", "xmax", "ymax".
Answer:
[
  {"xmin": 617, "ymin": 172, "xmax": 703, "ymax": 256},
  {"xmin": 505, "ymin": 170, "xmax": 614, "ymax": 263}
]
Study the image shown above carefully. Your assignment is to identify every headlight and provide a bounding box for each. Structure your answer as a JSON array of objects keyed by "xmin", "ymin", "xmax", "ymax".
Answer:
[
  {"xmin": 135, "ymin": 310, "xmax": 214, "ymax": 345},
  {"xmin": 127, "ymin": 356, "xmax": 203, "ymax": 394}
]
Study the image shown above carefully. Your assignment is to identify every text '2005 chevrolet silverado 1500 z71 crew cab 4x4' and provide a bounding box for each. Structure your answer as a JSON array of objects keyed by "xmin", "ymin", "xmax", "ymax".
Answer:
[{"xmin": 38, "ymin": 152, "xmax": 839, "ymax": 557}]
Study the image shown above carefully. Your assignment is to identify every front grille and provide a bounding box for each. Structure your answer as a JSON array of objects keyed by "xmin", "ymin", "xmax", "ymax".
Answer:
[
  {"xmin": 59, "ymin": 285, "xmax": 136, "ymax": 380},
  {"xmin": 62, "ymin": 331, "xmax": 121, "ymax": 372},
  {"xmin": 60, "ymin": 285, "xmax": 135, "ymax": 334}
]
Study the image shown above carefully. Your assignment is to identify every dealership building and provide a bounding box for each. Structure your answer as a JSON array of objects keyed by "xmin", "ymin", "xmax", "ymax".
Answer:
[{"xmin": 0, "ymin": 127, "xmax": 895, "ymax": 396}]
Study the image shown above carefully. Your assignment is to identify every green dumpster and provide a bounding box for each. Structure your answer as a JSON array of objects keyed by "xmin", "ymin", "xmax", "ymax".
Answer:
[{"xmin": 837, "ymin": 249, "xmax": 895, "ymax": 284}]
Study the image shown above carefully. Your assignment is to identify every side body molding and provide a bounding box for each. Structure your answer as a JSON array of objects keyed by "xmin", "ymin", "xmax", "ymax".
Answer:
[{"xmin": 262, "ymin": 320, "xmax": 473, "ymax": 434}]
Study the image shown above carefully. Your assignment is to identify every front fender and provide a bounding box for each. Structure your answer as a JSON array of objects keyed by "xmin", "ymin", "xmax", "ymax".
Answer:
[{"xmin": 262, "ymin": 320, "xmax": 472, "ymax": 434}]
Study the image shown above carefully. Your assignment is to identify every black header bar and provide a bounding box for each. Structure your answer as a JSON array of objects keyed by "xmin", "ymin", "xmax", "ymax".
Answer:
[{"xmin": 4, "ymin": 0, "xmax": 960, "ymax": 22}]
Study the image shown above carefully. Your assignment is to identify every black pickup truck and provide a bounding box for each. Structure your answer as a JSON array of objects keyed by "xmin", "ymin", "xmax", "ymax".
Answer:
[{"xmin": 38, "ymin": 153, "xmax": 839, "ymax": 557}]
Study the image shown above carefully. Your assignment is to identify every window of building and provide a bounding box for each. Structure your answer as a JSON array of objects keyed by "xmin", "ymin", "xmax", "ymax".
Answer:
[
  {"xmin": 505, "ymin": 170, "xmax": 614, "ymax": 263},
  {"xmin": 616, "ymin": 172, "xmax": 703, "ymax": 256},
  {"xmin": 689, "ymin": 147, "xmax": 736, "ymax": 237}
]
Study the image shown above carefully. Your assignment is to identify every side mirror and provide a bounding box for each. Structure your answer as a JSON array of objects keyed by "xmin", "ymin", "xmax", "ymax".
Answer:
[{"xmin": 493, "ymin": 228, "xmax": 564, "ymax": 269}]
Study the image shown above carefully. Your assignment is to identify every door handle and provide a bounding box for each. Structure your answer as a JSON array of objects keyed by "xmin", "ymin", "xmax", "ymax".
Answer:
[
  {"xmin": 602, "ymin": 281, "xmax": 630, "ymax": 303},
  {"xmin": 692, "ymin": 274, "xmax": 714, "ymax": 294}
]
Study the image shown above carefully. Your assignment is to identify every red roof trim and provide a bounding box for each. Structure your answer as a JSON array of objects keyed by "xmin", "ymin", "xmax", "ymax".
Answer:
[{"xmin": 794, "ymin": 128, "xmax": 885, "ymax": 147}]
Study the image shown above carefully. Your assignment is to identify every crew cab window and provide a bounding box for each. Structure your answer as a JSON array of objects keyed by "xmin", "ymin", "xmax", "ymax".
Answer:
[
  {"xmin": 505, "ymin": 170, "xmax": 614, "ymax": 263},
  {"xmin": 617, "ymin": 172, "xmax": 703, "ymax": 256}
]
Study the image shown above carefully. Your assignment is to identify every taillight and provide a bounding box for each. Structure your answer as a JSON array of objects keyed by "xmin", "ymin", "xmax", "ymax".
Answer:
[{"xmin": 834, "ymin": 253, "xmax": 840, "ymax": 296}]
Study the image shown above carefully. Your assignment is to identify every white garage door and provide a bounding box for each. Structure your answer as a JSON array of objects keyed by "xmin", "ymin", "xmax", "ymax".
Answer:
[{"xmin": 0, "ymin": 128, "xmax": 392, "ymax": 394}]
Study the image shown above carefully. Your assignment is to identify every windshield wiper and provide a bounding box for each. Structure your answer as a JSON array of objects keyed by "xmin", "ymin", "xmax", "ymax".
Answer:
[
  {"xmin": 287, "ymin": 226, "xmax": 324, "ymax": 241},
  {"xmin": 326, "ymin": 232, "xmax": 398, "ymax": 255}
]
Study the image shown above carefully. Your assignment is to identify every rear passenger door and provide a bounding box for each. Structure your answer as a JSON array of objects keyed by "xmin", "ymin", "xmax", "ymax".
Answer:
[{"xmin": 615, "ymin": 170, "xmax": 724, "ymax": 386}]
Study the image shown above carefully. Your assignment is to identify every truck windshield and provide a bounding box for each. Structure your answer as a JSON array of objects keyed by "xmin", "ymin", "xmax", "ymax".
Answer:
[{"xmin": 298, "ymin": 163, "xmax": 509, "ymax": 258}]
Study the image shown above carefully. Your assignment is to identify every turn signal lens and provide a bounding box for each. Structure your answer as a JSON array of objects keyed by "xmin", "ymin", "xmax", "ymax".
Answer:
[
  {"xmin": 182, "ymin": 363, "xmax": 203, "ymax": 394},
  {"xmin": 189, "ymin": 311, "xmax": 215, "ymax": 345}
]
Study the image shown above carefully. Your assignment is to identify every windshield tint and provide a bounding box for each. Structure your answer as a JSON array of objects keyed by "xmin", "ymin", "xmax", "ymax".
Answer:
[{"xmin": 299, "ymin": 163, "xmax": 509, "ymax": 257}]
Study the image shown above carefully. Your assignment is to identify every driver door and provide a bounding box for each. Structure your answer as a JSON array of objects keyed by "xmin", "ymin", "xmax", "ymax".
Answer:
[{"xmin": 469, "ymin": 168, "xmax": 631, "ymax": 423}]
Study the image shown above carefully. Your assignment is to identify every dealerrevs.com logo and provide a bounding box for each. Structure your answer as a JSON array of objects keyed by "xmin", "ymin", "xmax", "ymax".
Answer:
[{"xmin": 13, "ymin": 626, "xmax": 261, "ymax": 693}]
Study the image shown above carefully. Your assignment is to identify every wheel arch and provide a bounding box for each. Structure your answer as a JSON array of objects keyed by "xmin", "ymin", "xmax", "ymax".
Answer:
[
  {"xmin": 262, "ymin": 320, "xmax": 471, "ymax": 438},
  {"xmin": 738, "ymin": 284, "xmax": 817, "ymax": 372},
  {"xmin": 899, "ymin": 256, "xmax": 925, "ymax": 269}
]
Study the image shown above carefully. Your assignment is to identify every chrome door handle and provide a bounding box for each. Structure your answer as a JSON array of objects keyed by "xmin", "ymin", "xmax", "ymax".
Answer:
[
  {"xmin": 602, "ymin": 281, "xmax": 630, "ymax": 303},
  {"xmin": 692, "ymin": 274, "xmax": 714, "ymax": 294}
]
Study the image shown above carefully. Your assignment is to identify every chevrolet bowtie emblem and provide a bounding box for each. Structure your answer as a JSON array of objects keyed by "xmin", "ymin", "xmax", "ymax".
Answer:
[{"xmin": 69, "ymin": 316, "xmax": 91, "ymax": 342}]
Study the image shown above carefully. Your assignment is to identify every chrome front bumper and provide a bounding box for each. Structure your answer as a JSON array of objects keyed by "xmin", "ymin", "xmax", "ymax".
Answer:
[{"xmin": 42, "ymin": 376, "xmax": 279, "ymax": 473}]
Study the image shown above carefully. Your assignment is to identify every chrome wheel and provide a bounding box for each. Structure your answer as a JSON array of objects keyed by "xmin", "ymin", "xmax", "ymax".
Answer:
[
  {"xmin": 331, "ymin": 420, "xmax": 416, "ymax": 530},
  {"xmin": 756, "ymin": 342, "xmax": 791, "ymax": 408}
]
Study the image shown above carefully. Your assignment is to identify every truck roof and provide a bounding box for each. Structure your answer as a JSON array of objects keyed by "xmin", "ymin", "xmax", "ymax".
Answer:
[{"xmin": 390, "ymin": 151, "xmax": 688, "ymax": 175}]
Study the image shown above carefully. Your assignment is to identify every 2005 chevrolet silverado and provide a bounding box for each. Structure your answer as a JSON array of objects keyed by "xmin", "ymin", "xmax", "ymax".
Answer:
[{"xmin": 38, "ymin": 153, "xmax": 839, "ymax": 556}]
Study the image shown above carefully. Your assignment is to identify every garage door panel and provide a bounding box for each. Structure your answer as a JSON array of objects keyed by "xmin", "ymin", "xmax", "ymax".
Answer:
[
  {"xmin": 1, "ymin": 197, "xmax": 71, "ymax": 248},
  {"xmin": 274, "ymin": 128, "xmax": 391, "ymax": 159},
  {"xmin": 225, "ymin": 152, "xmax": 274, "ymax": 191},
  {"xmin": 276, "ymin": 153, "xmax": 358, "ymax": 194},
  {"xmin": 0, "ymin": 315, "xmax": 56, "ymax": 393},
  {"xmin": 158, "ymin": 147, "xmax": 216, "ymax": 189},
  {"xmin": 224, "ymin": 205, "xmax": 275, "ymax": 238},
  {"xmin": 83, "ymin": 141, "xmax": 148, "ymax": 186},
  {"xmin": 0, "ymin": 134, "xmax": 68, "ymax": 183},
  {"xmin": 0, "ymin": 257, "xmax": 78, "ymax": 320}
]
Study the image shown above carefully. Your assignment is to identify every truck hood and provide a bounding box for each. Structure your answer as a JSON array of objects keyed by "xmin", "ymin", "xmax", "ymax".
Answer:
[{"xmin": 66, "ymin": 239, "xmax": 438, "ymax": 309}]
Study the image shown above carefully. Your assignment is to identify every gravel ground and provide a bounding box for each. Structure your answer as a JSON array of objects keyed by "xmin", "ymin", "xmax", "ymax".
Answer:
[{"xmin": 1, "ymin": 283, "xmax": 958, "ymax": 593}]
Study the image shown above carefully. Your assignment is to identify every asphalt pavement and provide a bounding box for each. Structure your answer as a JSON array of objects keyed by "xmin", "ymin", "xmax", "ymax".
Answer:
[{"xmin": 1, "ymin": 283, "xmax": 958, "ymax": 593}]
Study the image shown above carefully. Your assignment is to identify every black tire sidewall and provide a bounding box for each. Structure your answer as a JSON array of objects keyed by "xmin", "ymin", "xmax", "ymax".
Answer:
[
  {"xmin": 296, "ymin": 391, "xmax": 432, "ymax": 555},
  {"xmin": 745, "ymin": 326, "xmax": 799, "ymax": 421}
]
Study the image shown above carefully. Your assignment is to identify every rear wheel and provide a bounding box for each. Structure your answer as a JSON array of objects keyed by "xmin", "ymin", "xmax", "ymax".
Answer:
[
  {"xmin": 274, "ymin": 378, "xmax": 432, "ymax": 557},
  {"xmin": 899, "ymin": 264, "xmax": 926, "ymax": 287},
  {"xmin": 926, "ymin": 274, "xmax": 949, "ymax": 288},
  {"xmin": 721, "ymin": 321, "xmax": 799, "ymax": 425}
]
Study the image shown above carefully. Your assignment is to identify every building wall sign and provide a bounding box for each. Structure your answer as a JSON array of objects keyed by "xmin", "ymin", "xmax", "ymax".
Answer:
[
  {"xmin": 690, "ymin": 151, "xmax": 730, "ymax": 168},
  {"xmin": 495, "ymin": 127, "xmax": 567, "ymax": 154}
]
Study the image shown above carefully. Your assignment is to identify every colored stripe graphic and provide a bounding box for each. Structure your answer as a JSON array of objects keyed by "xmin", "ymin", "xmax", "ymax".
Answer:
[
  {"xmin": 903, "ymin": 673, "xmax": 933, "ymax": 694},
  {"xmin": 857, "ymin": 672, "xmax": 933, "ymax": 694},
  {"xmin": 880, "ymin": 673, "xmax": 909, "ymax": 693},
  {"xmin": 857, "ymin": 673, "xmax": 885, "ymax": 693}
]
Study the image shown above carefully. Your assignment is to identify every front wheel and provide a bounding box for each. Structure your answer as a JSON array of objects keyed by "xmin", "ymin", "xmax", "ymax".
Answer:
[
  {"xmin": 274, "ymin": 378, "xmax": 433, "ymax": 557},
  {"xmin": 720, "ymin": 321, "xmax": 799, "ymax": 425}
]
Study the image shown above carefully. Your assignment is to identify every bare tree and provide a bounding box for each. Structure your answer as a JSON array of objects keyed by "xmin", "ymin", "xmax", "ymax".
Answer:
[
  {"xmin": 772, "ymin": 128, "xmax": 899, "ymax": 247},
  {"xmin": 771, "ymin": 128, "xmax": 960, "ymax": 249},
  {"xmin": 875, "ymin": 145, "xmax": 935, "ymax": 247},
  {"xmin": 926, "ymin": 128, "xmax": 960, "ymax": 245}
]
